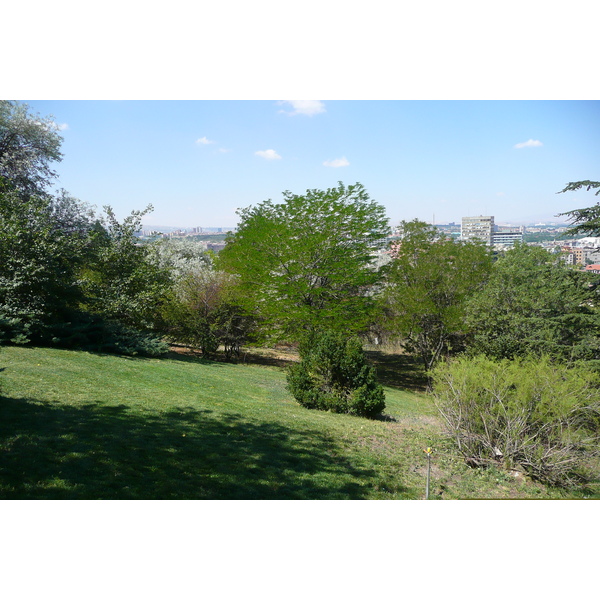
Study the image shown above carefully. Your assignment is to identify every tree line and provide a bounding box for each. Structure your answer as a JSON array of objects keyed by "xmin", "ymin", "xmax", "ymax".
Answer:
[{"xmin": 2, "ymin": 100, "xmax": 599, "ymax": 486}]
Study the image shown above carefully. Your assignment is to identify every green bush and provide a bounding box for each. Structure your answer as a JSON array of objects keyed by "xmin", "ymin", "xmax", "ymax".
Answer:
[
  {"xmin": 287, "ymin": 331, "xmax": 385, "ymax": 418},
  {"xmin": 1, "ymin": 309, "xmax": 169, "ymax": 357},
  {"xmin": 431, "ymin": 355, "xmax": 600, "ymax": 487},
  {"xmin": 40, "ymin": 313, "xmax": 168, "ymax": 357},
  {"xmin": 0, "ymin": 311, "xmax": 32, "ymax": 345}
]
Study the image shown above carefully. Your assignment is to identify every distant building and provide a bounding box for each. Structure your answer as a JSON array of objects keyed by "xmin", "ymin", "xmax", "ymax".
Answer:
[
  {"xmin": 492, "ymin": 230, "xmax": 523, "ymax": 247},
  {"xmin": 461, "ymin": 216, "xmax": 494, "ymax": 245},
  {"xmin": 578, "ymin": 237, "xmax": 600, "ymax": 248}
]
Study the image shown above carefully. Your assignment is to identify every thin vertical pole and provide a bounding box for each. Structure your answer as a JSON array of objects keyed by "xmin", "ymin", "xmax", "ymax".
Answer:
[{"xmin": 426, "ymin": 452, "xmax": 431, "ymax": 500}]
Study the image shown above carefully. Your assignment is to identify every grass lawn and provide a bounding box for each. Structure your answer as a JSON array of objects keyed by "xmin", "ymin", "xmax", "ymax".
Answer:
[{"xmin": 1, "ymin": 345, "xmax": 597, "ymax": 500}]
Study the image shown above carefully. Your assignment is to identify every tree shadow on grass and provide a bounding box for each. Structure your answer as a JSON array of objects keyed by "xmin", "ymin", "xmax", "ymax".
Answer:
[
  {"xmin": 0, "ymin": 394, "xmax": 406, "ymax": 500},
  {"xmin": 364, "ymin": 350, "xmax": 429, "ymax": 392}
]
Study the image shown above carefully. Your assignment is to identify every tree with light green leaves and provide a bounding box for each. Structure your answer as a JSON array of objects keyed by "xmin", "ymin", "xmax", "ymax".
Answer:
[
  {"xmin": 381, "ymin": 220, "xmax": 493, "ymax": 371},
  {"xmin": 218, "ymin": 182, "xmax": 390, "ymax": 343}
]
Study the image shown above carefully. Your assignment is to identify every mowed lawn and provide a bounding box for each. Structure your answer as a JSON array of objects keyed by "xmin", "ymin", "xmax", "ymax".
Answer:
[{"xmin": 0, "ymin": 346, "xmax": 589, "ymax": 500}]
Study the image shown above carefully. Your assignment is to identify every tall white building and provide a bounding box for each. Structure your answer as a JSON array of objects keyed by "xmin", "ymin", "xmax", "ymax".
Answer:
[{"xmin": 461, "ymin": 216, "xmax": 495, "ymax": 245}]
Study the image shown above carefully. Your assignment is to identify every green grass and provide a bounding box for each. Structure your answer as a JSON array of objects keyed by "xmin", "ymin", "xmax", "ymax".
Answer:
[{"xmin": 1, "ymin": 345, "xmax": 597, "ymax": 499}]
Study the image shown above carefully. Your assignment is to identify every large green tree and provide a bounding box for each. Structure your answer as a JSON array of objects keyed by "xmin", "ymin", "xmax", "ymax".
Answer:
[
  {"xmin": 0, "ymin": 102, "xmax": 171, "ymax": 355},
  {"xmin": 465, "ymin": 243, "xmax": 600, "ymax": 364},
  {"xmin": 81, "ymin": 205, "xmax": 172, "ymax": 331},
  {"xmin": 0, "ymin": 100, "xmax": 63, "ymax": 197},
  {"xmin": 219, "ymin": 182, "xmax": 390, "ymax": 343},
  {"xmin": 556, "ymin": 180, "xmax": 600, "ymax": 236},
  {"xmin": 0, "ymin": 179, "xmax": 90, "ymax": 341},
  {"xmin": 382, "ymin": 220, "xmax": 493, "ymax": 370}
]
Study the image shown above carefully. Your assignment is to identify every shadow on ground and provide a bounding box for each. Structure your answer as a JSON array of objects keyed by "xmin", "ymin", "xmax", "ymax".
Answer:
[
  {"xmin": 0, "ymin": 394, "xmax": 401, "ymax": 500},
  {"xmin": 364, "ymin": 350, "xmax": 428, "ymax": 392},
  {"xmin": 167, "ymin": 345, "xmax": 298, "ymax": 370},
  {"xmin": 167, "ymin": 344, "xmax": 429, "ymax": 392}
]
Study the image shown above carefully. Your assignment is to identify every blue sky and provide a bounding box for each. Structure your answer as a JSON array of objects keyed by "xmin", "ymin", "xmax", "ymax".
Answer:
[{"xmin": 23, "ymin": 100, "xmax": 599, "ymax": 229}]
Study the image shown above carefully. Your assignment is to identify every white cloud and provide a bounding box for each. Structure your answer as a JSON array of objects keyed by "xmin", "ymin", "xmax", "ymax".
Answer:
[
  {"xmin": 323, "ymin": 157, "xmax": 349, "ymax": 168},
  {"xmin": 514, "ymin": 139, "xmax": 543, "ymax": 149},
  {"xmin": 278, "ymin": 100, "xmax": 326, "ymax": 116},
  {"xmin": 255, "ymin": 149, "xmax": 281, "ymax": 160},
  {"xmin": 196, "ymin": 136, "xmax": 214, "ymax": 145}
]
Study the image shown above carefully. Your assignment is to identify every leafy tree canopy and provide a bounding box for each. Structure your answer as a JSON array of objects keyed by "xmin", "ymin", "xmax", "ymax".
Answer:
[
  {"xmin": 148, "ymin": 237, "xmax": 213, "ymax": 281},
  {"xmin": 557, "ymin": 180, "xmax": 600, "ymax": 236},
  {"xmin": 81, "ymin": 204, "xmax": 172, "ymax": 331},
  {"xmin": 0, "ymin": 179, "xmax": 89, "ymax": 338},
  {"xmin": 0, "ymin": 100, "xmax": 63, "ymax": 197},
  {"xmin": 465, "ymin": 242, "xmax": 600, "ymax": 364},
  {"xmin": 382, "ymin": 220, "xmax": 493, "ymax": 370},
  {"xmin": 218, "ymin": 182, "xmax": 390, "ymax": 343}
]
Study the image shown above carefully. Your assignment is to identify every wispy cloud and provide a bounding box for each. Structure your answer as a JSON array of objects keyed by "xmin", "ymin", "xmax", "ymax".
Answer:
[
  {"xmin": 196, "ymin": 136, "xmax": 214, "ymax": 145},
  {"xmin": 255, "ymin": 149, "xmax": 281, "ymax": 160},
  {"xmin": 278, "ymin": 100, "xmax": 326, "ymax": 116},
  {"xmin": 514, "ymin": 139, "xmax": 543, "ymax": 149},
  {"xmin": 323, "ymin": 157, "xmax": 349, "ymax": 168}
]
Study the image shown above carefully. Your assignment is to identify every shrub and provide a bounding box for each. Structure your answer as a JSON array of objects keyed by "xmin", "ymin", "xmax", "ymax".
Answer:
[
  {"xmin": 160, "ymin": 269, "xmax": 252, "ymax": 359},
  {"xmin": 0, "ymin": 311, "xmax": 32, "ymax": 345},
  {"xmin": 45, "ymin": 313, "xmax": 169, "ymax": 357},
  {"xmin": 430, "ymin": 355, "xmax": 600, "ymax": 487},
  {"xmin": 0, "ymin": 309, "xmax": 168, "ymax": 357},
  {"xmin": 287, "ymin": 331, "xmax": 385, "ymax": 418}
]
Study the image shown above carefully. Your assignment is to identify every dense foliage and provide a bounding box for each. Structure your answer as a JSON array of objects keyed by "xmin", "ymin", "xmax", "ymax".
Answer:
[
  {"xmin": 0, "ymin": 102, "xmax": 172, "ymax": 356},
  {"xmin": 80, "ymin": 205, "xmax": 172, "ymax": 331},
  {"xmin": 219, "ymin": 182, "xmax": 390, "ymax": 343},
  {"xmin": 287, "ymin": 331, "xmax": 386, "ymax": 418},
  {"xmin": 161, "ymin": 269, "xmax": 252, "ymax": 358},
  {"xmin": 465, "ymin": 243, "xmax": 600, "ymax": 365},
  {"xmin": 0, "ymin": 180, "xmax": 89, "ymax": 342},
  {"xmin": 431, "ymin": 355, "xmax": 600, "ymax": 486},
  {"xmin": 381, "ymin": 220, "xmax": 493, "ymax": 370},
  {"xmin": 0, "ymin": 100, "xmax": 63, "ymax": 197}
]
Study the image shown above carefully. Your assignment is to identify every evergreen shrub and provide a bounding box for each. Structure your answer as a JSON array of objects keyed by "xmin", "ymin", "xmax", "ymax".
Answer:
[{"xmin": 287, "ymin": 331, "xmax": 385, "ymax": 418}]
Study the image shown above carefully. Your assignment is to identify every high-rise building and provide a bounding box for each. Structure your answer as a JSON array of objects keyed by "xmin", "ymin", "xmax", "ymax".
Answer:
[{"xmin": 461, "ymin": 216, "xmax": 494, "ymax": 245}]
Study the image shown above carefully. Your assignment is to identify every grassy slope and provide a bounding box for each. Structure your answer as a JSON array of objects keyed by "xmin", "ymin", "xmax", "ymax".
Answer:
[{"xmin": 0, "ymin": 346, "xmax": 595, "ymax": 500}]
